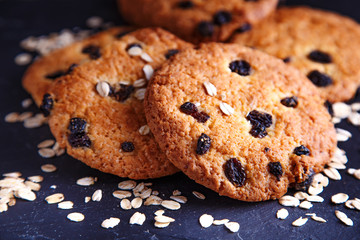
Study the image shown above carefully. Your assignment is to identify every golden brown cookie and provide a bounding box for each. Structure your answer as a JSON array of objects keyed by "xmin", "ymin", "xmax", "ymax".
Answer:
[
  {"xmin": 145, "ymin": 43, "xmax": 337, "ymax": 201},
  {"xmin": 22, "ymin": 27, "xmax": 134, "ymax": 106},
  {"xmin": 44, "ymin": 28, "xmax": 193, "ymax": 179},
  {"xmin": 230, "ymin": 6, "xmax": 360, "ymax": 103},
  {"xmin": 117, "ymin": 0, "xmax": 278, "ymax": 43}
]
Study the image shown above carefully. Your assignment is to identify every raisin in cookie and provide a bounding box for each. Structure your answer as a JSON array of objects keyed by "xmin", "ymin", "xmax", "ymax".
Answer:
[
  {"xmin": 45, "ymin": 28, "xmax": 193, "ymax": 179},
  {"xmin": 231, "ymin": 6, "xmax": 360, "ymax": 103},
  {"xmin": 22, "ymin": 27, "xmax": 134, "ymax": 106},
  {"xmin": 145, "ymin": 43, "xmax": 337, "ymax": 201},
  {"xmin": 117, "ymin": 0, "xmax": 278, "ymax": 43}
]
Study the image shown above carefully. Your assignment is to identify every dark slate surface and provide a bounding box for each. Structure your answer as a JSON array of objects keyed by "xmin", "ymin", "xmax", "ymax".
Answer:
[{"xmin": 0, "ymin": 0, "xmax": 359, "ymax": 239}]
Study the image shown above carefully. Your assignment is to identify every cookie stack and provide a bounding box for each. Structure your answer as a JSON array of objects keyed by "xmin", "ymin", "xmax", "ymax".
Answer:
[{"xmin": 22, "ymin": 1, "xmax": 360, "ymax": 202}]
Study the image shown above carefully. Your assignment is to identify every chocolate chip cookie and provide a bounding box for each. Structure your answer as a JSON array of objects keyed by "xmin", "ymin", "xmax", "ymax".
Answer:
[
  {"xmin": 45, "ymin": 28, "xmax": 193, "ymax": 179},
  {"xmin": 231, "ymin": 6, "xmax": 360, "ymax": 103},
  {"xmin": 117, "ymin": 0, "xmax": 278, "ymax": 43},
  {"xmin": 22, "ymin": 27, "xmax": 134, "ymax": 106},
  {"xmin": 145, "ymin": 43, "xmax": 337, "ymax": 201}
]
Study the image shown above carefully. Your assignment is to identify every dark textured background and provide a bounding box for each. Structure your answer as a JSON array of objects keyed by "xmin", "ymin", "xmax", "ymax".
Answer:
[{"xmin": 0, "ymin": 0, "xmax": 359, "ymax": 239}]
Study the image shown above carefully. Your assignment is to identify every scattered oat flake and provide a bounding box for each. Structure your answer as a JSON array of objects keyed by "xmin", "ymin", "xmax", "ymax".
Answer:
[
  {"xmin": 140, "ymin": 52, "xmax": 153, "ymax": 62},
  {"xmin": 276, "ymin": 208, "xmax": 289, "ymax": 220},
  {"xmin": 45, "ymin": 193, "xmax": 64, "ymax": 204},
  {"xmin": 113, "ymin": 190, "xmax": 132, "ymax": 199},
  {"xmin": 85, "ymin": 196, "xmax": 91, "ymax": 203},
  {"xmin": 15, "ymin": 188, "xmax": 36, "ymax": 201},
  {"xmin": 335, "ymin": 210, "xmax": 353, "ymax": 226},
  {"xmin": 37, "ymin": 139, "xmax": 55, "ymax": 148},
  {"xmin": 24, "ymin": 181, "xmax": 41, "ymax": 191},
  {"xmin": 155, "ymin": 210, "xmax": 165, "ymax": 216},
  {"xmin": 138, "ymin": 125, "xmax": 150, "ymax": 135},
  {"xmin": 58, "ymin": 201, "xmax": 74, "ymax": 210},
  {"xmin": 129, "ymin": 212, "xmax": 146, "ymax": 225},
  {"xmin": 21, "ymin": 98, "xmax": 33, "ymax": 108},
  {"xmin": 331, "ymin": 193, "xmax": 349, "ymax": 204},
  {"xmin": 38, "ymin": 148, "xmax": 56, "ymax": 158},
  {"xmin": 170, "ymin": 195, "xmax": 187, "ymax": 204},
  {"xmin": 133, "ymin": 78, "xmax": 146, "ymax": 88},
  {"xmin": 0, "ymin": 203, "xmax": 8, "ymax": 213},
  {"xmin": 323, "ymin": 167, "xmax": 341, "ymax": 180},
  {"xmin": 8, "ymin": 198, "xmax": 16, "ymax": 206},
  {"xmin": 118, "ymin": 180, "xmax": 136, "ymax": 190},
  {"xmin": 306, "ymin": 195, "xmax": 324, "ymax": 203},
  {"xmin": 134, "ymin": 88, "xmax": 146, "ymax": 100},
  {"xmin": 279, "ymin": 195, "xmax": 300, "ymax": 207},
  {"xmin": 76, "ymin": 177, "xmax": 95, "ymax": 186},
  {"xmin": 220, "ymin": 102, "xmax": 234, "ymax": 116},
  {"xmin": 15, "ymin": 53, "xmax": 32, "ymax": 65},
  {"xmin": 172, "ymin": 190, "xmax": 181, "ymax": 196},
  {"xmin": 308, "ymin": 185, "xmax": 323, "ymax": 196},
  {"xmin": 213, "ymin": 219, "xmax": 229, "ymax": 225},
  {"xmin": 3, "ymin": 172, "xmax": 21, "ymax": 178},
  {"xmin": 152, "ymin": 190, "xmax": 159, "ymax": 196},
  {"xmin": 225, "ymin": 222, "xmax": 240, "ymax": 233},
  {"xmin": 199, "ymin": 214, "xmax": 214, "ymax": 228},
  {"xmin": 96, "ymin": 81, "xmax": 110, "ymax": 97},
  {"xmin": 294, "ymin": 191, "xmax": 309, "ymax": 200},
  {"xmin": 92, "ymin": 189, "xmax": 102, "ymax": 202},
  {"xmin": 161, "ymin": 200, "xmax": 181, "ymax": 210},
  {"xmin": 154, "ymin": 221, "xmax": 170, "ymax": 228},
  {"xmin": 5, "ymin": 112, "xmax": 19, "ymax": 123},
  {"xmin": 120, "ymin": 199, "xmax": 132, "ymax": 210},
  {"xmin": 139, "ymin": 188, "xmax": 152, "ymax": 199},
  {"xmin": 133, "ymin": 182, "xmax": 145, "ymax": 192},
  {"xmin": 155, "ymin": 215, "xmax": 175, "ymax": 223},
  {"xmin": 299, "ymin": 200, "xmax": 313, "ymax": 209},
  {"xmin": 101, "ymin": 217, "xmax": 120, "ymax": 229},
  {"xmin": 128, "ymin": 46, "xmax": 142, "ymax": 56},
  {"xmin": 144, "ymin": 195, "xmax": 162, "ymax": 206},
  {"xmin": 131, "ymin": 197, "xmax": 143, "ymax": 209},
  {"xmin": 203, "ymin": 82, "xmax": 217, "ymax": 97},
  {"xmin": 351, "ymin": 102, "xmax": 360, "ymax": 111},
  {"xmin": 347, "ymin": 168, "xmax": 356, "ymax": 175},
  {"xmin": 192, "ymin": 191, "xmax": 205, "ymax": 200},
  {"xmin": 24, "ymin": 116, "xmax": 45, "ymax": 128},
  {"xmin": 67, "ymin": 212, "xmax": 85, "ymax": 222},
  {"xmin": 86, "ymin": 16, "xmax": 103, "ymax": 28},
  {"xmin": 311, "ymin": 215, "xmax": 327, "ymax": 223},
  {"xmin": 354, "ymin": 170, "xmax": 360, "ymax": 180},
  {"xmin": 41, "ymin": 164, "xmax": 57, "ymax": 173},
  {"xmin": 348, "ymin": 112, "xmax": 360, "ymax": 125},
  {"xmin": 50, "ymin": 185, "xmax": 57, "ymax": 189},
  {"xmin": 327, "ymin": 162, "xmax": 346, "ymax": 170},
  {"xmin": 18, "ymin": 112, "xmax": 33, "ymax": 121},
  {"xmin": 143, "ymin": 64, "xmax": 154, "ymax": 80},
  {"xmin": 292, "ymin": 217, "xmax": 308, "ymax": 227},
  {"xmin": 332, "ymin": 102, "xmax": 351, "ymax": 119}
]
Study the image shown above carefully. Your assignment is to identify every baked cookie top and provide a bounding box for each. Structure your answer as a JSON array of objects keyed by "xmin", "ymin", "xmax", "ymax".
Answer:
[
  {"xmin": 22, "ymin": 27, "xmax": 134, "ymax": 106},
  {"xmin": 117, "ymin": 0, "xmax": 278, "ymax": 43},
  {"xmin": 45, "ymin": 28, "xmax": 193, "ymax": 179},
  {"xmin": 231, "ymin": 6, "xmax": 360, "ymax": 103},
  {"xmin": 145, "ymin": 43, "xmax": 337, "ymax": 201}
]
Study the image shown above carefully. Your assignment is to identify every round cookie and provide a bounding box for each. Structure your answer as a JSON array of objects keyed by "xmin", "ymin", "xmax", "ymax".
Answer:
[
  {"xmin": 22, "ymin": 27, "xmax": 134, "ymax": 106},
  {"xmin": 45, "ymin": 28, "xmax": 193, "ymax": 179},
  {"xmin": 117, "ymin": 0, "xmax": 278, "ymax": 43},
  {"xmin": 144, "ymin": 43, "xmax": 337, "ymax": 201},
  {"xmin": 230, "ymin": 6, "xmax": 360, "ymax": 103}
]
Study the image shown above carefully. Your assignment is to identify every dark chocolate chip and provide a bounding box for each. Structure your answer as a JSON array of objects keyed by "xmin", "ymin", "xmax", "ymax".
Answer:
[
  {"xmin": 121, "ymin": 141, "xmax": 134, "ymax": 152},
  {"xmin": 68, "ymin": 133, "xmax": 91, "ymax": 148},
  {"xmin": 68, "ymin": 118, "xmax": 87, "ymax": 135},
  {"xmin": 268, "ymin": 162, "xmax": 283, "ymax": 181},
  {"xmin": 281, "ymin": 96, "xmax": 298, "ymax": 108},
  {"xmin": 180, "ymin": 102, "xmax": 210, "ymax": 123},
  {"xmin": 324, "ymin": 100, "xmax": 333, "ymax": 116},
  {"xmin": 165, "ymin": 49, "xmax": 180, "ymax": 59},
  {"xmin": 113, "ymin": 84, "xmax": 134, "ymax": 102},
  {"xmin": 229, "ymin": 60, "xmax": 251, "ymax": 76},
  {"xmin": 196, "ymin": 133, "xmax": 211, "ymax": 155},
  {"xmin": 213, "ymin": 11, "xmax": 232, "ymax": 25},
  {"xmin": 197, "ymin": 21, "xmax": 214, "ymax": 37},
  {"xmin": 180, "ymin": 102, "xmax": 198, "ymax": 115},
  {"xmin": 235, "ymin": 23, "xmax": 252, "ymax": 33},
  {"xmin": 39, "ymin": 93, "xmax": 54, "ymax": 117},
  {"xmin": 283, "ymin": 57, "xmax": 291, "ymax": 63},
  {"xmin": 307, "ymin": 70, "xmax": 333, "ymax": 87},
  {"xmin": 308, "ymin": 50, "xmax": 332, "ymax": 64},
  {"xmin": 126, "ymin": 43, "xmax": 142, "ymax": 51},
  {"xmin": 177, "ymin": 0, "xmax": 194, "ymax": 9},
  {"xmin": 293, "ymin": 145, "xmax": 310, "ymax": 156},
  {"xmin": 224, "ymin": 158, "xmax": 246, "ymax": 187},
  {"xmin": 45, "ymin": 70, "xmax": 66, "ymax": 80},
  {"xmin": 82, "ymin": 45, "xmax": 101, "ymax": 59},
  {"xmin": 246, "ymin": 110, "xmax": 272, "ymax": 138}
]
